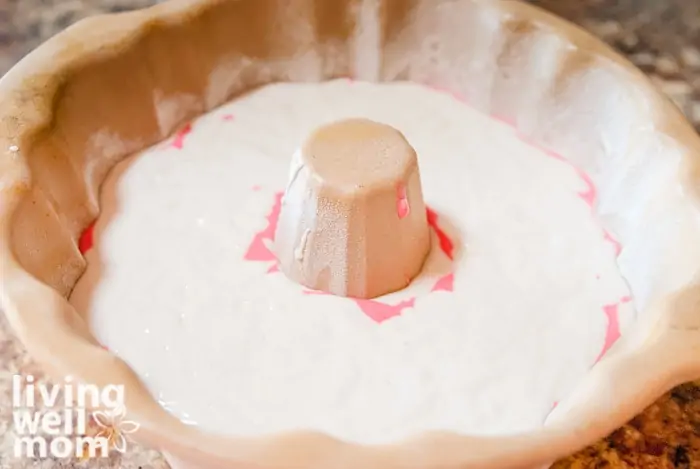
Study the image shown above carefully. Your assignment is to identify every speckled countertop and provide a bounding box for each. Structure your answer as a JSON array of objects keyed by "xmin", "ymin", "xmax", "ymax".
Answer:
[{"xmin": 0, "ymin": 1, "xmax": 699, "ymax": 468}]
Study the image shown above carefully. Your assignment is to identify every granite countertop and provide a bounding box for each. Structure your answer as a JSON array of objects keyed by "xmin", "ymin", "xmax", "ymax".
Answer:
[{"xmin": 0, "ymin": 1, "xmax": 699, "ymax": 468}]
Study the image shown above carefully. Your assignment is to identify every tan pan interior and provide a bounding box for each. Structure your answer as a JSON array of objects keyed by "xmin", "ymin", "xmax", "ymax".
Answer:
[{"xmin": 2, "ymin": 0, "xmax": 700, "ymax": 468}]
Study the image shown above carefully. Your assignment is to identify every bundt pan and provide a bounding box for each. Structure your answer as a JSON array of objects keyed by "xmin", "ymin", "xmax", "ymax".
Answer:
[{"xmin": 2, "ymin": 0, "xmax": 700, "ymax": 468}]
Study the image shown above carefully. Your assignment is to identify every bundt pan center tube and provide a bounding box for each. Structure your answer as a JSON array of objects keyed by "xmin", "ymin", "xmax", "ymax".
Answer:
[
  {"xmin": 1, "ymin": 0, "xmax": 700, "ymax": 468},
  {"xmin": 275, "ymin": 118, "xmax": 431, "ymax": 299}
]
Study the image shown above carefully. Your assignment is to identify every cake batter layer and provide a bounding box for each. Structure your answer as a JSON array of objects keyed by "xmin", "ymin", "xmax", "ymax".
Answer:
[{"xmin": 70, "ymin": 80, "xmax": 634, "ymax": 444}]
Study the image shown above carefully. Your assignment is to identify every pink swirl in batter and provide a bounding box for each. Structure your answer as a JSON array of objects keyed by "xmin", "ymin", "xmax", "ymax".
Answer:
[
  {"xmin": 593, "ymin": 295, "xmax": 632, "ymax": 364},
  {"xmin": 604, "ymin": 230, "xmax": 623, "ymax": 258},
  {"xmin": 431, "ymin": 273, "xmax": 455, "ymax": 293},
  {"xmin": 355, "ymin": 298, "xmax": 417, "ymax": 323},
  {"xmin": 79, "ymin": 222, "xmax": 96, "ymax": 254},
  {"xmin": 243, "ymin": 192, "xmax": 283, "ymax": 263},
  {"xmin": 170, "ymin": 123, "xmax": 193, "ymax": 150},
  {"xmin": 595, "ymin": 303, "xmax": 621, "ymax": 363},
  {"xmin": 426, "ymin": 208, "xmax": 454, "ymax": 261},
  {"xmin": 574, "ymin": 168, "xmax": 597, "ymax": 208}
]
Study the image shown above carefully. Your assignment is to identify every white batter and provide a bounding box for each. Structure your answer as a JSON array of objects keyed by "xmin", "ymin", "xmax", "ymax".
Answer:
[{"xmin": 70, "ymin": 80, "xmax": 634, "ymax": 443}]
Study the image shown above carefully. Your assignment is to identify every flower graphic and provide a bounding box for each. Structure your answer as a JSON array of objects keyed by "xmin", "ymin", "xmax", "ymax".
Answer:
[{"xmin": 91, "ymin": 405, "xmax": 140, "ymax": 454}]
